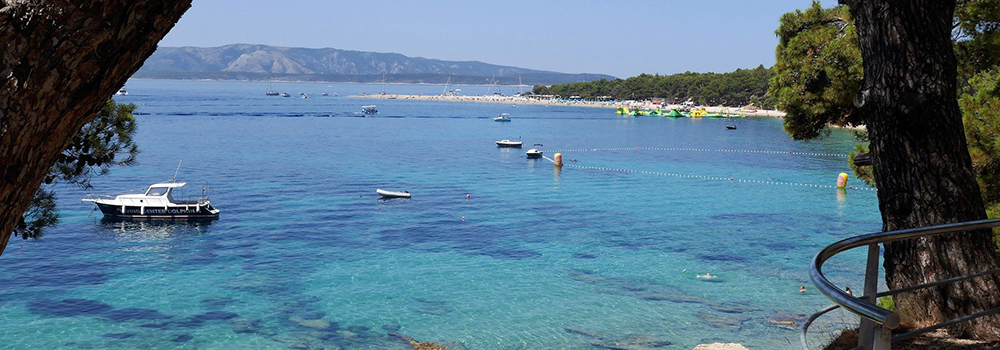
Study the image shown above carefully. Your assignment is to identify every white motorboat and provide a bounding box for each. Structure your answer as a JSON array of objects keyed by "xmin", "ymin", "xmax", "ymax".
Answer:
[
  {"xmin": 362, "ymin": 105, "xmax": 379, "ymax": 115},
  {"xmin": 376, "ymin": 189, "xmax": 410, "ymax": 198},
  {"xmin": 280, "ymin": 92, "xmax": 291, "ymax": 97},
  {"xmin": 115, "ymin": 87, "xmax": 128, "ymax": 96},
  {"xmin": 82, "ymin": 181, "xmax": 219, "ymax": 220},
  {"xmin": 496, "ymin": 139, "xmax": 523, "ymax": 147},
  {"xmin": 266, "ymin": 90, "xmax": 279, "ymax": 96},
  {"xmin": 526, "ymin": 145, "xmax": 543, "ymax": 158},
  {"xmin": 494, "ymin": 113, "xmax": 511, "ymax": 122}
]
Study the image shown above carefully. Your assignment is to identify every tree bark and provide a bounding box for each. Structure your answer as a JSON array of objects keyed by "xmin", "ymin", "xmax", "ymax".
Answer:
[
  {"xmin": 0, "ymin": 1, "xmax": 191, "ymax": 256},
  {"xmin": 842, "ymin": 0, "xmax": 1000, "ymax": 339}
]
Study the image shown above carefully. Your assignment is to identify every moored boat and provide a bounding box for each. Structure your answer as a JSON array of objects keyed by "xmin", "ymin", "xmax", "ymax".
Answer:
[
  {"xmin": 496, "ymin": 139, "xmax": 523, "ymax": 147},
  {"xmin": 376, "ymin": 189, "xmax": 411, "ymax": 198},
  {"xmin": 494, "ymin": 113, "xmax": 511, "ymax": 122},
  {"xmin": 82, "ymin": 182, "xmax": 219, "ymax": 220},
  {"xmin": 526, "ymin": 148, "xmax": 543, "ymax": 158},
  {"xmin": 362, "ymin": 105, "xmax": 379, "ymax": 115}
]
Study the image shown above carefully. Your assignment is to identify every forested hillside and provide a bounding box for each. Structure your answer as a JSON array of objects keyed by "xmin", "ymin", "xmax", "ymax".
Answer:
[{"xmin": 532, "ymin": 65, "xmax": 775, "ymax": 107}]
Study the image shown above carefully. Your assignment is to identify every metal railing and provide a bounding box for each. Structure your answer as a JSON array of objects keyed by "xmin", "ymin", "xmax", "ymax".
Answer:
[{"xmin": 802, "ymin": 218, "xmax": 1000, "ymax": 350}]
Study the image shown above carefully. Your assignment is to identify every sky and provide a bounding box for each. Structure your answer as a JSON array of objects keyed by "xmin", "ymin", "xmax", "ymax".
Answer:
[{"xmin": 159, "ymin": 0, "xmax": 839, "ymax": 78}]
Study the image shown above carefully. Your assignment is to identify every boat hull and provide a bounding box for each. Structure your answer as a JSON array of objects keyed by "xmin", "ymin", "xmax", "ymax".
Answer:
[
  {"xmin": 376, "ymin": 189, "xmax": 410, "ymax": 198},
  {"xmin": 92, "ymin": 202, "xmax": 220, "ymax": 220}
]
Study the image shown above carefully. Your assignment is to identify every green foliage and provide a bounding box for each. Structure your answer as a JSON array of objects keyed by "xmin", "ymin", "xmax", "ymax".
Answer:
[
  {"xmin": 954, "ymin": 0, "xmax": 1000, "ymax": 79},
  {"xmin": 14, "ymin": 99, "xmax": 139, "ymax": 240},
  {"xmin": 14, "ymin": 189, "xmax": 59, "ymax": 240},
  {"xmin": 533, "ymin": 65, "xmax": 775, "ymax": 107},
  {"xmin": 960, "ymin": 68, "xmax": 1000, "ymax": 214},
  {"xmin": 876, "ymin": 296, "xmax": 895, "ymax": 312},
  {"xmin": 848, "ymin": 142, "xmax": 875, "ymax": 187},
  {"xmin": 770, "ymin": 1, "xmax": 863, "ymax": 140}
]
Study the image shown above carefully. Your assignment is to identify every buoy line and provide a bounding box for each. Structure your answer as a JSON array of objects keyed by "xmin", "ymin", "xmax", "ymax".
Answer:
[
  {"xmin": 542, "ymin": 157, "xmax": 875, "ymax": 191},
  {"xmin": 546, "ymin": 147, "xmax": 849, "ymax": 158}
]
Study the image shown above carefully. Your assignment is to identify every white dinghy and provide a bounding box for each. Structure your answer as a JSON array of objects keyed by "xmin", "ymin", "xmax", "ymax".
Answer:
[{"xmin": 376, "ymin": 189, "xmax": 411, "ymax": 198}]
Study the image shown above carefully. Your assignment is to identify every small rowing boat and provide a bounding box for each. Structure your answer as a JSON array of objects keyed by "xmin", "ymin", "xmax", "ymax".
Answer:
[{"xmin": 376, "ymin": 189, "xmax": 411, "ymax": 198}]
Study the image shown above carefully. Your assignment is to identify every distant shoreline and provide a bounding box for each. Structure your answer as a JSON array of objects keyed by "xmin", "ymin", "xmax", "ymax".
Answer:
[{"xmin": 353, "ymin": 93, "xmax": 788, "ymax": 118}]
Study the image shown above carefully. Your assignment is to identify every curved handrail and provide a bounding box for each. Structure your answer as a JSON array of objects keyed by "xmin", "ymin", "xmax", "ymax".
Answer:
[{"xmin": 810, "ymin": 218, "xmax": 1000, "ymax": 330}]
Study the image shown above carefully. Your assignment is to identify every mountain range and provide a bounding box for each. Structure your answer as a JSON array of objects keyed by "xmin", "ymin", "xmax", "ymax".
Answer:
[{"xmin": 134, "ymin": 44, "xmax": 615, "ymax": 85}]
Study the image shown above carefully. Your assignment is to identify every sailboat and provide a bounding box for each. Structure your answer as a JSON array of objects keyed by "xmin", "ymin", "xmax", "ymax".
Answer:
[{"xmin": 266, "ymin": 80, "xmax": 279, "ymax": 96}]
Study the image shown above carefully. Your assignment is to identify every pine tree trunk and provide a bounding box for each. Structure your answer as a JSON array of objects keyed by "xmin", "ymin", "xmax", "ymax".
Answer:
[
  {"xmin": 842, "ymin": 0, "xmax": 1000, "ymax": 339},
  {"xmin": 0, "ymin": 1, "xmax": 191, "ymax": 256}
]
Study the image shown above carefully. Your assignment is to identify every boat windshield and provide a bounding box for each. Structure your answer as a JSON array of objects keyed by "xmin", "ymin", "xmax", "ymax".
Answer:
[{"xmin": 146, "ymin": 187, "xmax": 170, "ymax": 196}]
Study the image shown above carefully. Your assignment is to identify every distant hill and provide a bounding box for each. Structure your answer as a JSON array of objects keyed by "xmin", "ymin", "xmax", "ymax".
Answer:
[{"xmin": 135, "ymin": 44, "xmax": 615, "ymax": 85}]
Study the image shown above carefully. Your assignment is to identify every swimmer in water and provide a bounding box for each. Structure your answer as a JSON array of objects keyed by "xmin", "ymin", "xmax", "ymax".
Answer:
[{"xmin": 800, "ymin": 286, "xmax": 807, "ymax": 293}]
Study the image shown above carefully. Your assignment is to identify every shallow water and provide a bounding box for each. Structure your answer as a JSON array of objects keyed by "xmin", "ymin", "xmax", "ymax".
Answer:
[{"xmin": 0, "ymin": 80, "xmax": 880, "ymax": 349}]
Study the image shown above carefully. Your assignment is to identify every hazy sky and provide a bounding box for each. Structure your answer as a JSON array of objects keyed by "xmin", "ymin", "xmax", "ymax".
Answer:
[{"xmin": 159, "ymin": 0, "xmax": 838, "ymax": 78}]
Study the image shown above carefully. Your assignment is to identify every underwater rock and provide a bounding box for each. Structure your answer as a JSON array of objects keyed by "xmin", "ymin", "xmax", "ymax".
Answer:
[
  {"xmin": 564, "ymin": 327, "xmax": 611, "ymax": 340},
  {"xmin": 413, "ymin": 297, "xmax": 451, "ymax": 316},
  {"xmin": 591, "ymin": 333, "xmax": 672, "ymax": 350},
  {"xmin": 308, "ymin": 331, "xmax": 336, "ymax": 341},
  {"xmin": 416, "ymin": 304, "xmax": 451, "ymax": 316},
  {"xmin": 171, "ymin": 334, "xmax": 194, "ymax": 343},
  {"xmin": 707, "ymin": 302, "xmax": 760, "ymax": 314},
  {"xmin": 767, "ymin": 310, "xmax": 807, "ymax": 330},
  {"xmin": 102, "ymin": 308, "xmax": 172, "ymax": 322},
  {"xmin": 436, "ymin": 341, "xmax": 469, "ymax": 350},
  {"xmin": 102, "ymin": 332, "xmax": 134, "ymax": 339},
  {"xmin": 289, "ymin": 315, "xmax": 331, "ymax": 329},
  {"xmin": 201, "ymin": 297, "xmax": 238, "ymax": 309},
  {"xmin": 27, "ymin": 298, "xmax": 113, "ymax": 317},
  {"xmin": 572, "ymin": 253, "xmax": 598, "ymax": 259},
  {"xmin": 692, "ymin": 343, "xmax": 749, "ymax": 350},
  {"xmin": 231, "ymin": 317, "xmax": 262, "ymax": 334},
  {"xmin": 697, "ymin": 311, "xmax": 750, "ymax": 329},
  {"xmin": 563, "ymin": 327, "xmax": 608, "ymax": 339},
  {"xmin": 273, "ymin": 337, "xmax": 311, "ymax": 350},
  {"xmin": 335, "ymin": 330, "xmax": 359, "ymax": 339},
  {"xmin": 347, "ymin": 325, "xmax": 370, "ymax": 333},
  {"xmin": 382, "ymin": 323, "xmax": 402, "ymax": 332},
  {"xmin": 193, "ymin": 310, "xmax": 239, "ymax": 321},
  {"xmin": 139, "ymin": 322, "xmax": 170, "ymax": 329}
]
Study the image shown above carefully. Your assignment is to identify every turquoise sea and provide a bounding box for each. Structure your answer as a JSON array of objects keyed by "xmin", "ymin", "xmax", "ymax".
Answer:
[{"xmin": 0, "ymin": 80, "xmax": 881, "ymax": 349}]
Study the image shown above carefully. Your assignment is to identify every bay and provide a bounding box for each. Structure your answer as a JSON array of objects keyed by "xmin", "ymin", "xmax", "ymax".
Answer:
[{"xmin": 0, "ymin": 79, "xmax": 879, "ymax": 349}]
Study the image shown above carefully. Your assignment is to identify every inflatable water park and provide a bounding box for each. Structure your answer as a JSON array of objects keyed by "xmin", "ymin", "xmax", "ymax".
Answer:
[{"xmin": 615, "ymin": 106, "xmax": 745, "ymax": 119}]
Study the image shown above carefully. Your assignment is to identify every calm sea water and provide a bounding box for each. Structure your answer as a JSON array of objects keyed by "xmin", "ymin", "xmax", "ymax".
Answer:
[{"xmin": 0, "ymin": 80, "xmax": 882, "ymax": 349}]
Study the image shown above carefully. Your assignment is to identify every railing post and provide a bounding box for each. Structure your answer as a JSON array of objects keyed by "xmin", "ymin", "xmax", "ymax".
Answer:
[
  {"xmin": 858, "ymin": 243, "xmax": 882, "ymax": 349},
  {"xmin": 873, "ymin": 324, "xmax": 891, "ymax": 350}
]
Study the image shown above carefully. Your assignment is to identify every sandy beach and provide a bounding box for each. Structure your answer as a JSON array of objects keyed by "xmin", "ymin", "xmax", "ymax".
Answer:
[{"xmin": 353, "ymin": 93, "xmax": 787, "ymax": 118}]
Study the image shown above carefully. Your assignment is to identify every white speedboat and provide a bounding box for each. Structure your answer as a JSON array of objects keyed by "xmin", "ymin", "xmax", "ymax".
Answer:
[
  {"xmin": 362, "ymin": 105, "xmax": 379, "ymax": 115},
  {"xmin": 526, "ymin": 147, "xmax": 543, "ymax": 158},
  {"xmin": 280, "ymin": 92, "xmax": 291, "ymax": 97},
  {"xmin": 496, "ymin": 139, "xmax": 523, "ymax": 147},
  {"xmin": 376, "ymin": 189, "xmax": 410, "ymax": 198},
  {"xmin": 115, "ymin": 88, "xmax": 128, "ymax": 96},
  {"xmin": 494, "ymin": 113, "xmax": 511, "ymax": 122},
  {"xmin": 82, "ymin": 182, "xmax": 219, "ymax": 220}
]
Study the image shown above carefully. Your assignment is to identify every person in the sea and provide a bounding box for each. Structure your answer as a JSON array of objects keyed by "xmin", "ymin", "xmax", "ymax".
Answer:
[
  {"xmin": 800, "ymin": 285, "xmax": 807, "ymax": 293},
  {"xmin": 845, "ymin": 286, "xmax": 853, "ymax": 295}
]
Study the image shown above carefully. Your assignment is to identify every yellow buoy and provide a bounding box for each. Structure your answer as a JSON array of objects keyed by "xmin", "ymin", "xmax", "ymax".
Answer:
[
  {"xmin": 837, "ymin": 172, "xmax": 849, "ymax": 189},
  {"xmin": 554, "ymin": 153, "xmax": 563, "ymax": 167}
]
